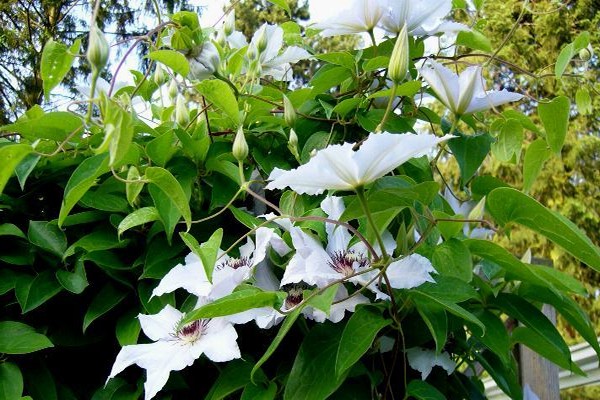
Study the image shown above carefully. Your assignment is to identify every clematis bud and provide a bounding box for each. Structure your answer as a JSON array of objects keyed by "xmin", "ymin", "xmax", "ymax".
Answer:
[
  {"xmin": 288, "ymin": 128, "xmax": 298, "ymax": 148},
  {"xmin": 175, "ymin": 94, "xmax": 189, "ymax": 126},
  {"xmin": 153, "ymin": 64, "xmax": 167, "ymax": 86},
  {"xmin": 256, "ymin": 26, "xmax": 268, "ymax": 53},
  {"xmin": 388, "ymin": 23, "xmax": 409, "ymax": 84},
  {"xmin": 168, "ymin": 79, "xmax": 178, "ymax": 99},
  {"xmin": 579, "ymin": 45, "xmax": 594, "ymax": 62},
  {"xmin": 233, "ymin": 126, "xmax": 249, "ymax": 161},
  {"xmin": 247, "ymin": 45, "xmax": 258, "ymax": 61},
  {"xmin": 87, "ymin": 24, "xmax": 110, "ymax": 72},
  {"xmin": 224, "ymin": 10, "xmax": 235, "ymax": 36},
  {"xmin": 283, "ymin": 95, "xmax": 297, "ymax": 127}
]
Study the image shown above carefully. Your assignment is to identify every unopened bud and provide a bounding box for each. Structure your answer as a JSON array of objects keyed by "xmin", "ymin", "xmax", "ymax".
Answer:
[
  {"xmin": 247, "ymin": 45, "xmax": 258, "ymax": 61},
  {"xmin": 224, "ymin": 10, "xmax": 235, "ymax": 36},
  {"xmin": 389, "ymin": 23, "xmax": 409, "ymax": 84},
  {"xmin": 579, "ymin": 45, "xmax": 594, "ymax": 62},
  {"xmin": 468, "ymin": 197, "xmax": 486, "ymax": 221},
  {"xmin": 153, "ymin": 64, "xmax": 167, "ymax": 86},
  {"xmin": 283, "ymin": 95, "xmax": 297, "ymax": 127},
  {"xmin": 175, "ymin": 94, "xmax": 189, "ymax": 126},
  {"xmin": 288, "ymin": 128, "xmax": 298, "ymax": 148},
  {"xmin": 87, "ymin": 24, "xmax": 110, "ymax": 71},
  {"xmin": 256, "ymin": 26, "xmax": 268, "ymax": 53},
  {"xmin": 216, "ymin": 29, "xmax": 227, "ymax": 48},
  {"xmin": 233, "ymin": 126, "xmax": 249, "ymax": 161},
  {"xmin": 168, "ymin": 79, "xmax": 178, "ymax": 99}
]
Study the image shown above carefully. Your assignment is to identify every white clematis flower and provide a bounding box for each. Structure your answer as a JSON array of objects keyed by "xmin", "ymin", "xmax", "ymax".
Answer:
[
  {"xmin": 406, "ymin": 347, "xmax": 456, "ymax": 380},
  {"xmin": 420, "ymin": 60, "xmax": 524, "ymax": 117},
  {"xmin": 266, "ymin": 132, "xmax": 454, "ymax": 195},
  {"xmin": 187, "ymin": 40, "xmax": 221, "ymax": 81},
  {"xmin": 280, "ymin": 197, "xmax": 394, "ymax": 298},
  {"xmin": 152, "ymin": 227, "xmax": 290, "ymax": 300},
  {"xmin": 380, "ymin": 0, "xmax": 468, "ymax": 36},
  {"xmin": 248, "ymin": 24, "xmax": 310, "ymax": 81},
  {"xmin": 312, "ymin": 0, "xmax": 385, "ymax": 37},
  {"xmin": 107, "ymin": 304, "xmax": 240, "ymax": 400},
  {"xmin": 228, "ymin": 262, "xmax": 367, "ymax": 328}
]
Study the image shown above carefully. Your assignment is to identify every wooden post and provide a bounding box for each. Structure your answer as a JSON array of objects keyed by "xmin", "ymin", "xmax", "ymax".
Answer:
[{"xmin": 518, "ymin": 257, "xmax": 560, "ymax": 399}]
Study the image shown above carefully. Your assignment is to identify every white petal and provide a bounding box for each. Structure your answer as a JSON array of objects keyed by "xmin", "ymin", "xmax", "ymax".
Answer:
[
  {"xmin": 406, "ymin": 347, "xmax": 456, "ymax": 379},
  {"xmin": 266, "ymin": 46, "xmax": 311, "ymax": 68},
  {"xmin": 386, "ymin": 254, "xmax": 436, "ymax": 289},
  {"xmin": 354, "ymin": 133, "xmax": 454, "ymax": 184},
  {"xmin": 281, "ymin": 252, "xmax": 310, "ymax": 286},
  {"xmin": 227, "ymin": 31, "xmax": 247, "ymax": 49},
  {"xmin": 239, "ymin": 236, "xmax": 256, "ymax": 260},
  {"xmin": 305, "ymin": 250, "xmax": 341, "ymax": 287},
  {"xmin": 197, "ymin": 321, "xmax": 240, "ymax": 362},
  {"xmin": 321, "ymin": 196, "xmax": 352, "ymax": 254},
  {"xmin": 456, "ymin": 65, "xmax": 482, "ymax": 115},
  {"xmin": 152, "ymin": 255, "xmax": 211, "ymax": 298},
  {"xmin": 465, "ymin": 89, "xmax": 524, "ymax": 114},
  {"xmin": 254, "ymin": 262, "xmax": 281, "ymax": 291},
  {"xmin": 210, "ymin": 266, "xmax": 250, "ymax": 299},
  {"xmin": 328, "ymin": 286, "xmax": 369, "ymax": 323},
  {"xmin": 252, "ymin": 228, "xmax": 276, "ymax": 265},
  {"xmin": 138, "ymin": 305, "xmax": 182, "ymax": 341},
  {"xmin": 420, "ymin": 61, "xmax": 459, "ymax": 113},
  {"xmin": 266, "ymin": 142, "xmax": 359, "ymax": 195}
]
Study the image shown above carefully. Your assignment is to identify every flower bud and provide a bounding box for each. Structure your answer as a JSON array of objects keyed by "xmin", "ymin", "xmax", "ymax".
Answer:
[
  {"xmin": 168, "ymin": 79, "xmax": 178, "ymax": 99},
  {"xmin": 233, "ymin": 126, "xmax": 249, "ymax": 161},
  {"xmin": 87, "ymin": 23, "xmax": 110, "ymax": 72},
  {"xmin": 283, "ymin": 95, "xmax": 297, "ymax": 127},
  {"xmin": 468, "ymin": 197, "xmax": 486, "ymax": 221},
  {"xmin": 247, "ymin": 45, "xmax": 258, "ymax": 61},
  {"xmin": 388, "ymin": 23, "xmax": 409, "ymax": 84},
  {"xmin": 224, "ymin": 10, "xmax": 235, "ymax": 37},
  {"xmin": 153, "ymin": 64, "xmax": 167, "ymax": 86},
  {"xmin": 175, "ymin": 94, "xmax": 189, "ymax": 126},
  {"xmin": 579, "ymin": 45, "xmax": 594, "ymax": 62},
  {"xmin": 256, "ymin": 26, "xmax": 268, "ymax": 53},
  {"xmin": 288, "ymin": 128, "xmax": 298, "ymax": 148}
]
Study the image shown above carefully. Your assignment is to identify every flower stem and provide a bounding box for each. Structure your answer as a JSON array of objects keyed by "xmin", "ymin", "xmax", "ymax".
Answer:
[
  {"xmin": 368, "ymin": 29, "xmax": 378, "ymax": 56},
  {"xmin": 356, "ymin": 186, "xmax": 389, "ymax": 261},
  {"xmin": 86, "ymin": 69, "xmax": 99, "ymax": 123},
  {"xmin": 375, "ymin": 83, "xmax": 398, "ymax": 133}
]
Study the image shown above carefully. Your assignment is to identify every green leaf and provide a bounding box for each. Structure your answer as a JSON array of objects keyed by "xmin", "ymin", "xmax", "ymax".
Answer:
[
  {"xmin": 539, "ymin": 96, "xmax": 570, "ymax": 154},
  {"xmin": 0, "ymin": 144, "xmax": 33, "ymax": 195},
  {"xmin": 469, "ymin": 310, "xmax": 511, "ymax": 366},
  {"xmin": 487, "ymin": 187, "xmax": 600, "ymax": 271},
  {"xmin": 251, "ymin": 305, "xmax": 304, "ymax": 381},
  {"xmin": 180, "ymin": 229, "xmax": 223, "ymax": 283},
  {"xmin": 15, "ymin": 153, "xmax": 41, "ymax": 190},
  {"xmin": 511, "ymin": 326, "xmax": 583, "ymax": 375},
  {"xmin": 414, "ymin": 298, "xmax": 447, "ymax": 353},
  {"xmin": 145, "ymin": 166, "xmax": 192, "ymax": 230},
  {"xmin": 58, "ymin": 153, "xmax": 110, "ymax": 226},
  {"xmin": 184, "ymin": 289, "xmax": 280, "ymax": 323},
  {"xmin": 315, "ymin": 52, "xmax": 356, "ymax": 71},
  {"xmin": 118, "ymin": 207, "xmax": 160, "ymax": 237},
  {"xmin": 102, "ymin": 100, "xmax": 134, "ymax": 166},
  {"xmin": 206, "ymin": 360, "xmax": 262, "ymax": 400},
  {"xmin": 0, "ymin": 362, "xmax": 23, "ymax": 400},
  {"xmin": 125, "ymin": 166, "xmax": 144, "ymax": 206},
  {"xmin": 196, "ymin": 79, "xmax": 239, "ymax": 124},
  {"xmin": 266, "ymin": 0, "xmax": 291, "ymax": 14},
  {"xmin": 555, "ymin": 43, "xmax": 575, "ymax": 79},
  {"xmin": 309, "ymin": 66, "xmax": 352, "ymax": 94},
  {"xmin": 241, "ymin": 382, "xmax": 277, "ymax": 400},
  {"xmin": 493, "ymin": 293, "xmax": 573, "ymax": 365},
  {"xmin": 456, "ymin": 30, "xmax": 492, "ymax": 52},
  {"xmin": 406, "ymin": 380, "xmax": 446, "ymax": 400},
  {"xmin": 56, "ymin": 261, "xmax": 88, "ymax": 294},
  {"xmin": 431, "ymin": 239, "xmax": 473, "ymax": 282},
  {"xmin": 522, "ymin": 139, "xmax": 552, "ymax": 193},
  {"xmin": 474, "ymin": 350, "xmax": 521, "ymax": 400},
  {"xmin": 63, "ymin": 228, "xmax": 125, "ymax": 259},
  {"xmin": 304, "ymin": 284, "xmax": 338, "ymax": 313},
  {"xmin": 576, "ymin": 87, "xmax": 593, "ymax": 115},
  {"xmin": 147, "ymin": 50, "xmax": 190, "ymax": 76},
  {"xmin": 447, "ymin": 132, "xmax": 494, "ymax": 183},
  {"xmin": 284, "ymin": 324, "xmax": 346, "ymax": 400},
  {"xmin": 83, "ymin": 284, "xmax": 128, "ymax": 332},
  {"xmin": 230, "ymin": 207, "xmax": 265, "ymax": 229},
  {"xmin": 15, "ymin": 272, "xmax": 62, "ymax": 313},
  {"xmin": 0, "ymin": 321, "xmax": 53, "ymax": 354},
  {"xmin": 332, "ymin": 98, "xmax": 362, "ymax": 117},
  {"xmin": 146, "ymin": 131, "xmax": 177, "ymax": 167},
  {"xmin": 0, "ymin": 112, "xmax": 83, "ymax": 141},
  {"xmin": 491, "ymin": 119, "xmax": 523, "ymax": 162},
  {"xmin": 0, "ymin": 223, "xmax": 26, "ymax": 239},
  {"xmin": 41, "ymin": 39, "xmax": 80, "ymax": 101},
  {"xmin": 115, "ymin": 309, "xmax": 141, "ymax": 346},
  {"xmin": 28, "ymin": 221, "xmax": 67, "ymax": 257},
  {"xmin": 335, "ymin": 305, "xmax": 391, "ymax": 377}
]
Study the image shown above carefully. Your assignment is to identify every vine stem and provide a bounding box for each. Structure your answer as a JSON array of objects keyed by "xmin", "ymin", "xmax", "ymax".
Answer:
[
  {"xmin": 375, "ymin": 83, "xmax": 398, "ymax": 133},
  {"xmin": 356, "ymin": 186, "xmax": 389, "ymax": 261}
]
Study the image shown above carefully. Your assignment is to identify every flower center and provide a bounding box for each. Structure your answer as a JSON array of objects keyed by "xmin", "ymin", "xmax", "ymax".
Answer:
[
  {"xmin": 282, "ymin": 283, "xmax": 307, "ymax": 310},
  {"xmin": 217, "ymin": 256, "xmax": 250, "ymax": 270},
  {"xmin": 328, "ymin": 250, "xmax": 369, "ymax": 276},
  {"xmin": 176, "ymin": 320, "xmax": 209, "ymax": 344}
]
